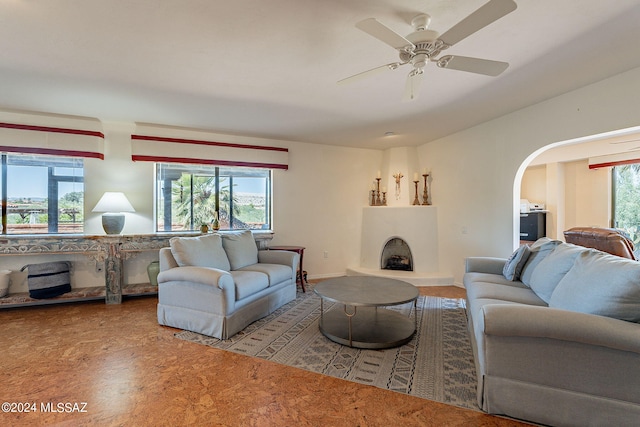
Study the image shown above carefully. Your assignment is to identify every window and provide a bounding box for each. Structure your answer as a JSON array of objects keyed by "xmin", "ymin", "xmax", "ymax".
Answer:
[
  {"xmin": 156, "ymin": 163, "xmax": 271, "ymax": 232},
  {"xmin": 0, "ymin": 154, "xmax": 84, "ymax": 234},
  {"xmin": 612, "ymin": 164, "xmax": 640, "ymax": 248}
]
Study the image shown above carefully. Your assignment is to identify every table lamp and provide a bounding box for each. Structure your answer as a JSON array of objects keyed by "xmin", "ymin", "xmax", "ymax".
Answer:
[{"xmin": 92, "ymin": 192, "xmax": 135, "ymax": 234}]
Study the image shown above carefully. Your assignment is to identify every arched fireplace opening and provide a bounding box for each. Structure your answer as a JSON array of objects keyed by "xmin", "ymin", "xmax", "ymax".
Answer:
[{"xmin": 380, "ymin": 237, "xmax": 413, "ymax": 271}]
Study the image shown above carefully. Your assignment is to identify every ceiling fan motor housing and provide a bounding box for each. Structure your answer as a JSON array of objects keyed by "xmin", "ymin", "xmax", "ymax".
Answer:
[
  {"xmin": 402, "ymin": 14, "xmax": 444, "ymax": 69},
  {"xmin": 400, "ymin": 39, "xmax": 445, "ymax": 69},
  {"xmin": 411, "ymin": 14, "xmax": 431, "ymax": 31}
]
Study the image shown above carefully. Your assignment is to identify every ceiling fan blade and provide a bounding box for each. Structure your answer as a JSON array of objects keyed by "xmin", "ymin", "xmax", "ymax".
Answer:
[
  {"xmin": 438, "ymin": 0, "xmax": 517, "ymax": 47},
  {"xmin": 356, "ymin": 18, "xmax": 414, "ymax": 51},
  {"xmin": 402, "ymin": 69, "xmax": 424, "ymax": 102},
  {"xmin": 338, "ymin": 62, "xmax": 405, "ymax": 85},
  {"xmin": 437, "ymin": 55, "xmax": 508, "ymax": 76}
]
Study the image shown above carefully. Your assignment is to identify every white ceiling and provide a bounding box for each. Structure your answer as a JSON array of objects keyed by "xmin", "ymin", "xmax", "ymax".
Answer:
[{"xmin": 1, "ymin": 0, "xmax": 640, "ymax": 150}]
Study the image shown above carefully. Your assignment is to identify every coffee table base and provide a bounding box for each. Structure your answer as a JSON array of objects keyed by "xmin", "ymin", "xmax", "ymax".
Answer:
[{"xmin": 319, "ymin": 305, "xmax": 416, "ymax": 349}]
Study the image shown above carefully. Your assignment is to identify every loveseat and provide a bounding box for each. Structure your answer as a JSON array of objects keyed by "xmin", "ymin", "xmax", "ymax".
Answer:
[
  {"xmin": 157, "ymin": 231, "xmax": 299, "ymax": 339},
  {"xmin": 464, "ymin": 237, "xmax": 640, "ymax": 427}
]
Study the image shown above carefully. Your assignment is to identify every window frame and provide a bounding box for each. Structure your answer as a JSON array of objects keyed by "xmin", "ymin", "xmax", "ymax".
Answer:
[
  {"xmin": 155, "ymin": 163, "xmax": 272, "ymax": 233},
  {"xmin": 0, "ymin": 153, "xmax": 85, "ymax": 235},
  {"xmin": 611, "ymin": 163, "xmax": 640, "ymax": 248}
]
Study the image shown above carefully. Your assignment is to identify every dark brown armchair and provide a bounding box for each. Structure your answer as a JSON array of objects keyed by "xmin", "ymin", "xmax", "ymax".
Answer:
[{"xmin": 563, "ymin": 227, "xmax": 637, "ymax": 260}]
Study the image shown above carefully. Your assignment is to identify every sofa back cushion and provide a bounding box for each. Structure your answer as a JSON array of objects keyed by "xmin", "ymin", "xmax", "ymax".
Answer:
[
  {"xmin": 221, "ymin": 230, "xmax": 258, "ymax": 270},
  {"xmin": 550, "ymin": 250, "xmax": 640, "ymax": 322},
  {"xmin": 528, "ymin": 242, "xmax": 583, "ymax": 303},
  {"xmin": 169, "ymin": 234, "xmax": 231, "ymax": 271},
  {"xmin": 520, "ymin": 238, "xmax": 560, "ymax": 287}
]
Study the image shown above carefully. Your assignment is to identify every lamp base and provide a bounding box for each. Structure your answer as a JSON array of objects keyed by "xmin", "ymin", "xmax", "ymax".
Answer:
[{"xmin": 102, "ymin": 213, "xmax": 125, "ymax": 235}]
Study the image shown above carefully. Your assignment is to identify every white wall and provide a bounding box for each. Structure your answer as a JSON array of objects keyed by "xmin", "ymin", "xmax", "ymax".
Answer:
[
  {"xmin": 269, "ymin": 142, "xmax": 381, "ymax": 279},
  {"xmin": 1, "ymin": 120, "xmax": 381, "ymax": 291},
  {"xmin": 563, "ymin": 160, "xmax": 610, "ymax": 229},
  {"xmin": 521, "ymin": 160, "xmax": 610, "ymax": 240},
  {"xmin": 85, "ymin": 121, "xmax": 155, "ymax": 236},
  {"xmin": 521, "ymin": 165, "xmax": 546, "ymax": 206},
  {"xmin": 418, "ymin": 66, "xmax": 640, "ymax": 285},
  {"xmin": 5, "ymin": 66, "xmax": 640, "ymax": 291}
]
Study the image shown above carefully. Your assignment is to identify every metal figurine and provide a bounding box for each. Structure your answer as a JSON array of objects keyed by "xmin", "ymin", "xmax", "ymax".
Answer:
[{"xmin": 392, "ymin": 171, "xmax": 403, "ymax": 200}]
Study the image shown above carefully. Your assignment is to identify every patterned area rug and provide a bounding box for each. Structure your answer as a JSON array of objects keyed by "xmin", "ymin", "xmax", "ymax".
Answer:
[{"xmin": 175, "ymin": 287, "xmax": 478, "ymax": 410}]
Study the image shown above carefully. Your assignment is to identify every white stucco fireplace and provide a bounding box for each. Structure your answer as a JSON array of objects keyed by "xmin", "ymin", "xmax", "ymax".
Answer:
[{"xmin": 346, "ymin": 206, "xmax": 453, "ymax": 286}]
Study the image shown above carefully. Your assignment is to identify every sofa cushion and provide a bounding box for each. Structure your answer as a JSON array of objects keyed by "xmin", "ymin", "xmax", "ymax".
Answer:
[
  {"xmin": 230, "ymin": 270, "xmax": 269, "ymax": 300},
  {"xmin": 466, "ymin": 281, "xmax": 547, "ymax": 306},
  {"xmin": 222, "ymin": 230, "xmax": 258, "ymax": 270},
  {"xmin": 169, "ymin": 234, "xmax": 231, "ymax": 271},
  {"xmin": 550, "ymin": 251, "xmax": 640, "ymax": 322},
  {"xmin": 520, "ymin": 239, "xmax": 560, "ymax": 287},
  {"xmin": 503, "ymin": 245, "xmax": 531, "ymax": 281},
  {"xmin": 464, "ymin": 272, "xmax": 529, "ymax": 288},
  {"xmin": 238, "ymin": 263, "xmax": 292, "ymax": 286},
  {"xmin": 529, "ymin": 243, "xmax": 583, "ymax": 303}
]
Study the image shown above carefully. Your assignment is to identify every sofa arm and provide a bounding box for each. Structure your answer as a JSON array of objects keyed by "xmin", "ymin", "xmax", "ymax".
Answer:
[
  {"xmin": 481, "ymin": 304, "xmax": 640, "ymax": 354},
  {"xmin": 158, "ymin": 266, "xmax": 236, "ymax": 315},
  {"xmin": 465, "ymin": 257, "xmax": 507, "ymax": 275},
  {"xmin": 258, "ymin": 250, "xmax": 299, "ymax": 271}
]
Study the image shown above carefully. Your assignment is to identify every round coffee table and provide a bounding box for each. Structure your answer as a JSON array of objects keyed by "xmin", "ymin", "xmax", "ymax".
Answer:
[{"xmin": 314, "ymin": 276, "xmax": 419, "ymax": 349}]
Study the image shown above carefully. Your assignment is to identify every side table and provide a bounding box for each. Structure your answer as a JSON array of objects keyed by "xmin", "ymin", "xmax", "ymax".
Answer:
[{"xmin": 268, "ymin": 245, "xmax": 307, "ymax": 292}]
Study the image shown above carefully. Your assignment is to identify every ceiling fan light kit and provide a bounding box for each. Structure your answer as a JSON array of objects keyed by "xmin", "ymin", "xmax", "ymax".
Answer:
[{"xmin": 341, "ymin": 0, "xmax": 518, "ymax": 101}]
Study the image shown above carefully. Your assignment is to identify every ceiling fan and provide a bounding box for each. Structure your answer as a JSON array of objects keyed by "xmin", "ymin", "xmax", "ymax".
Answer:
[{"xmin": 339, "ymin": 0, "xmax": 517, "ymax": 101}]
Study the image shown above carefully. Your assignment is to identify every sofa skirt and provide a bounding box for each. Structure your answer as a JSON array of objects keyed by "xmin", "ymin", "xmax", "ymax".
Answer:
[
  {"xmin": 158, "ymin": 282, "xmax": 296, "ymax": 339},
  {"xmin": 484, "ymin": 376, "xmax": 640, "ymax": 427}
]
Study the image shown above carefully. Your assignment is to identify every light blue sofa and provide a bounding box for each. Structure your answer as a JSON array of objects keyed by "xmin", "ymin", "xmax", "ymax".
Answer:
[
  {"xmin": 157, "ymin": 231, "xmax": 299, "ymax": 339},
  {"xmin": 464, "ymin": 238, "xmax": 640, "ymax": 427}
]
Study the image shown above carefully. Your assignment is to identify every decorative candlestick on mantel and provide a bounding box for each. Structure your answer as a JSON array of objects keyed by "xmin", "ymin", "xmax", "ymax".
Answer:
[
  {"xmin": 412, "ymin": 180, "xmax": 420, "ymax": 205},
  {"xmin": 375, "ymin": 177, "xmax": 382, "ymax": 205},
  {"xmin": 422, "ymin": 173, "xmax": 430, "ymax": 205}
]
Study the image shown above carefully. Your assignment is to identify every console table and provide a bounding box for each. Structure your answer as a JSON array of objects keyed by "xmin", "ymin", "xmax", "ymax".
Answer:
[{"xmin": 0, "ymin": 232, "xmax": 274, "ymax": 307}]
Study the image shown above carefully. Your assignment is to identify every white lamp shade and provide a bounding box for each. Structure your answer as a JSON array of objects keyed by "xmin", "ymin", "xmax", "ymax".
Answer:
[{"xmin": 92, "ymin": 192, "xmax": 135, "ymax": 213}]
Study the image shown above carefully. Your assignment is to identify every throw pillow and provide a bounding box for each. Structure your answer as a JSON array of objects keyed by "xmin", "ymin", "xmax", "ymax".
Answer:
[
  {"xmin": 528, "ymin": 243, "xmax": 584, "ymax": 303},
  {"xmin": 221, "ymin": 230, "xmax": 259, "ymax": 270},
  {"xmin": 169, "ymin": 234, "xmax": 231, "ymax": 271},
  {"xmin": 503, "ymin": 245, "xmax": 531, "ymax": 281},
  {"xmin": 520, "ymin": 239, "xmax": 561, "ymax": 287},
  {"xmin": 550, "ymin": 251, "xmax": 640, "ymax": 323}
]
